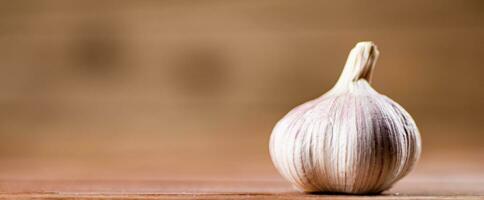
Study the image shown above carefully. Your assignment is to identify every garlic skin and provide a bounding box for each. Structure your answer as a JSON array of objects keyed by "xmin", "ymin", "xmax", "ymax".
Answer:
[{"xmin": 269, "ymin": 42, "xmax": 421, "ymax": 194}]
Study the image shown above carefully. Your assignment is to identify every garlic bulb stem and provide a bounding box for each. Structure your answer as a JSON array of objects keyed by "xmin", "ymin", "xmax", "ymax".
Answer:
[{"xmin": 332, "ymin": 42, "xmax": 379, "ymax": 93}]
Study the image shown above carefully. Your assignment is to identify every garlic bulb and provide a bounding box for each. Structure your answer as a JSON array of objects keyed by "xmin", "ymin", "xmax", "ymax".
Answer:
[{"xmin": 269, "ymin": 41, "xmax": 421, "ymax": 194}]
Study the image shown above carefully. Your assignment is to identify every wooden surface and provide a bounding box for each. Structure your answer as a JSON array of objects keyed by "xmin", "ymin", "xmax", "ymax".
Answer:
[
  {"xmin": 0, "ymin": 178, "xmax": 483, "ymax": 199},
  {"xmin": 0, "ymin": 131, "xmax": 482, "ymax": 200},
  {"xmin": 0, "ymin": 114, "xmax": 482, "ymax": 200}
]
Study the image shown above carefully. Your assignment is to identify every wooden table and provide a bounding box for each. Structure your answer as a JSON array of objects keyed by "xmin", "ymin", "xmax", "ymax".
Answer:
[
  {"xmin": 0, "ymin": 141, "xmax": 482, "ymax": 199},
  {"xmin": 0, "ymin": 114, "xmax": 482, "ymax": 199},
  {"xmin": 0, "ymin": 177, "xmax": 482, "ymax": 199}
]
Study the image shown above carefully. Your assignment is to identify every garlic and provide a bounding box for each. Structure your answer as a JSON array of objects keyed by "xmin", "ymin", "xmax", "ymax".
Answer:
[{"xmin": 269, "ymin": 41, "xmax": 421, "ymax": 194}]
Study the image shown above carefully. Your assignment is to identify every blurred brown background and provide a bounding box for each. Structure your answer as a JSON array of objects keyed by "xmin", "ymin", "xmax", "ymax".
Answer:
[{"xmin": 0, "ymin": 0, "xmax": 482, "ymax": 184}]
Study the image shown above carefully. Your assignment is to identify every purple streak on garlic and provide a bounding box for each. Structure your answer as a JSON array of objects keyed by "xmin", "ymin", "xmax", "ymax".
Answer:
[{"xmin": 269, "ymin": 41, "xmax": 421, "ymax": 194}]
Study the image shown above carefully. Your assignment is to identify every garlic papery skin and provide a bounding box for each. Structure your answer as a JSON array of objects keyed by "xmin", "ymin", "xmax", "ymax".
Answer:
[{"xmin": 269, "ymin": 41, "xmax": 421, "ymax": 194}]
